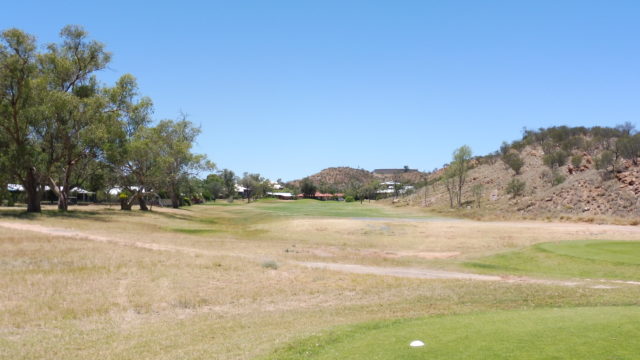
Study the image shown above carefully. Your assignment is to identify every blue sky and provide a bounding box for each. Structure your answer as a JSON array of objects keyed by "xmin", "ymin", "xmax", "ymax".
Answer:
[{"xmin": 3, "ymin": 1, "xmax": 640, "ymax": 181}]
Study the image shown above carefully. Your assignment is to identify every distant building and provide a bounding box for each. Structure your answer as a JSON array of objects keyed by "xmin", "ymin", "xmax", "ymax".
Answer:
[
  {"xmin": 266, "ymin": 192, "xmax": 295, "ymax": 200},
  {"xmin": 373, "ymin": 168, "xmax": 418, "ymax": 175},
  {"xmin": 297, "ymin": 192, "xmax": 344, "ymax": 201}
]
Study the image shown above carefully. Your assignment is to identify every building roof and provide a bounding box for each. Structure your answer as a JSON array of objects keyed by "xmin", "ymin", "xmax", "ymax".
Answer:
[
  {"xmin": 7, "ymin": 184, "xmax": 24, "ymax": 192},
  {"xmin": 298, "ymin": 192, "xmax": 344, "ymax": 198}
]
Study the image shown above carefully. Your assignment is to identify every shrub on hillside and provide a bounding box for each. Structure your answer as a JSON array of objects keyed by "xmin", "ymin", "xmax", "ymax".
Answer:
[
  {"xmin": 502, "ymin": 152, "xmax": 524, "ymax": 175},
  {"xmin": 571, "ymin": 154, "xmax": 583, "ymax": 168},
  {"xmin": 261, "ymin": 260, "xmax": 278, "ymax": 270},
  {"xmin": 552, "ymin": 172, "xmax": 566, "ymax": 186},
  {"xmin": 595, "ymin": 151, "xmax": 615, "ymax": 171},
  {"xmin": 543, "ymin": 150, "xmax": 569, "ymax": 168},
  {"xmin": 506, "ymin": 178, "xmax": 526, "ymax": 198}
]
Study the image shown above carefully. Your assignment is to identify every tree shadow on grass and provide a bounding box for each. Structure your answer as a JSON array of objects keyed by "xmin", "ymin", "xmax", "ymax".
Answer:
[{"xmin": 0, "ymin": 208, "xmax": 114, "ymax": 222}]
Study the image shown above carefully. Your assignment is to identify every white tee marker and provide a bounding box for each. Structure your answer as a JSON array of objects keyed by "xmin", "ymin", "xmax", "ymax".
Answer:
[{"xmin": 410, "ymin": 340, "xmax": 425, "ymax": 347}]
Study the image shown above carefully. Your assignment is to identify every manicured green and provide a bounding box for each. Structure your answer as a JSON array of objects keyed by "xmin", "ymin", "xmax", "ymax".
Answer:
[
  {"xmin": 466, "ymin": 240, "xmax": 640, "ymax": 280},
  {"xmin": 264, "ymin": 306, "xmax": 640, "ymax": 360},
  {"xmin": 538, "ymin": 241, "xmax": 640, "ymax": 265}
]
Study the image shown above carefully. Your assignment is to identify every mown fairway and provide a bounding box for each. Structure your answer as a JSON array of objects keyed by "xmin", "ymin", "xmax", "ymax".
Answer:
[
  {"xmin": 467, "ymin": 240, "xmax": 640, "ymax": 280},
  {"xmin": 265, "ymin": 307, "xmax": 640, "ymax": 360},
  {"xmin": 1, "ymin": 200, "xmax": 639, "ymax": 359}
]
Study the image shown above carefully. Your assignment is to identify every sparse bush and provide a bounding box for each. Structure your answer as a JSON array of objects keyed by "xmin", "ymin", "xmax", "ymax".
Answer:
[
  {"xmin": 552, "ymin": 172, "xmax": 566, "ymax": 186},
  {"xmin": 471, "ymin": 184, "xmax": 484, "ymax": 208},
  {"xmin": 506, "ymin": 178, "xmax": 526, "ymax": 198},
  {"xmin": 261, "ymin": 260, "xmax": 278, "ymax": 270},
  {"xmin": 511, "ymin": 140, "xmax": 526, "ymax": 152},
  {"xmin": 571, "ymin": 154, "xmax": 583, "ymax": 168},
  {"xmin": 595, "ymin": 150, "xmax": 614, "ymax": 171},
  {"xmin": 499, "ymin": 141, "xmax": 510, "ymax": 156},
  {"xmin": 502, "ymin": 152, "xmax": 524, "ymax": 175},
  {"xmin": 344, "ymin": 196, "xmax": 355, "ymax": 202},
  {"xmin": 182, "ymin": 197, "xmax": 192, "ymax": 206},
  {"xmin": 543, "ymin": 150, "xmax": 569, "ymax": 168}
]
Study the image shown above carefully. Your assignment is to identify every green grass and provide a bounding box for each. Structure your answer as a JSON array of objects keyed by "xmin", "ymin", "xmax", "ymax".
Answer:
[
  {"xmin": 169, "ymin": 228, "xmax": 223, "ymax": 235},
  {"xmin": 263, "ymin": 306, "xmax": 640, "ymax": 360},
  {"xmin": 250, "ymin": 199, "xmax": 429, "ymax": 218},
  {"xmin": 466, "ymin": 240, "xmax": 640, "ymax": 281},
  {"xmin": 538, "ymin": 241, "xmax": 640, "ymax": 265}
]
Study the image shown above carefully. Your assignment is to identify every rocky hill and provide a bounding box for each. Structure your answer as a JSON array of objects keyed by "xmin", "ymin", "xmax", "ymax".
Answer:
[
  {"xmin": 288, "ymin": 167, "xmax": 428, "ymax": 193},
  {"xmin": 398, "ymin": 126, "xmax": 640, "ymax": 220},
  {"xmin": 287, "ymin": 167, "xmax": 375, "ymax": 192}
]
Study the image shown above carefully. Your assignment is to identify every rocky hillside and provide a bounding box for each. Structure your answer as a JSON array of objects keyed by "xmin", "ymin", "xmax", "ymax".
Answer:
[
  {"xmin": 287, "ymin": 167, "xmax": 375, "ymax": 192},
  {"xmin": 288, "ymin": 167, "xmax": 428, "ymax": 192},
  {"xmin": 399, "ymin": 126, "xmax": 640, "ymax": 219}
]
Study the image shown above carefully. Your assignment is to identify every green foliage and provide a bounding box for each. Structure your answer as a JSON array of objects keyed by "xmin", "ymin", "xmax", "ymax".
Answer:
[
  {"xmin": 261, "ymin": 260, "xmax": 278, "ymax": 270},
  {"xmin": 501, "ymin": 152, "xmax": 524, "ymax": 175},
  {"xmin": 617, "ymin": 134, "xmax": 640, "ymax": 164},
  {"xmin": 595, "ymin": 150, "xmax": 615, "ymax": 171},
  {"xmin": 505, "ymin": 178, "xmax": 526, "ymax": 198},
  {"xmin": 499, "ymin": 141, "xmax": 510, "ymax": 156},
  {"xmin": 182, "ymin": 197, "xmax": 191, "ymax": 206},
  {"xmin": 571, "ymin": 154, "xmax": 583, "ymax": 168},
  {"xmin": 552, "ymin": 172, "xmax": 565, "ymax": 186},
  {"xmin": 220, "ymin": 169, "xmax": 237, "ymax": 199},
  {"xmin": 543, "ymin": 149, "xmax": 569, "ymax": 168},
  {"xmin": 445, "ymin": 145, "xmax": 472, "ymax": 208},
  {"xmin": 344, "ymin": 196, "xmax": 355, "ymax": 202},
  {"xmin": 300, "ymin": 177, "xmax": 317, "ymax": 198},
  {"xmin": 1, "ymin": 26, "xmax": 214, "ymax": 212},
  {"xmin": 510, "ymin": 140, "xmax": 525, "ymax": 151},
  {"xmin": 471, "ymin": 183, "xmax": 484, "ymax": 208}
]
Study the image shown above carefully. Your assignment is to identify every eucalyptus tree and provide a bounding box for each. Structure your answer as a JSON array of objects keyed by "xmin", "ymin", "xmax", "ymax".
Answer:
[
  {"xmin": 104, "ymin": 74, "xmax": 155, "ymax": 210},
  {"xmin": 36, "ymin": 25, "xmax": 112, "ymax": 211},
  {"xmin": 442, "ymin": 145, "xmax": 472, "ymax": 208},
  {"xmin": 203, "ymin": 173, "xmax": 224, "ymax": 201},
  {"xmin": 0, "ymin": 28, "xmax": 43, "ymax": 212},
  {"xmin": 220, "ymin": 169, "xmax": 237, "ymax": 201},
  {"xmin": 154, "ymin": 118, "xmax": 214, "ymax": 208}
]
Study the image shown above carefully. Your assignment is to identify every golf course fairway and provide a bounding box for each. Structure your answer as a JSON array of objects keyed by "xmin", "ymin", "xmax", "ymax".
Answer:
[
  {"xmin": 467, "ymin": 240, "xmax": 640, "ymax": 280},
  {"xmin": 265, "ymin": 306, "xmax": 640, "ymax": 359}
]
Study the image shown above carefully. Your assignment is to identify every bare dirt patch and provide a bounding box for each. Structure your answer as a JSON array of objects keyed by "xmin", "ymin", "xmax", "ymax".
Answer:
[{"xmin": 293, "ymin": 261, "xmax": 635, "ymax": 289}]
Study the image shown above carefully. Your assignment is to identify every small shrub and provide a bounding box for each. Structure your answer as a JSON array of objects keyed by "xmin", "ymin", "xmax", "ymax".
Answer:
[
  {"xmin": 506, "ymin": 178, "xmax": 526, "ymax": 198},
  {"xmin": 183, "ymin": 197, "xmax": 192, "ymax": 206},
  {"xmin": 595, "ymin": 150, "xmax": 614, "ymax": 170},
  {"xmin": 543, "ymin": 150, "xmax": 569, "ymax": 168},
  {"xmin": 571, "ymin": 154, "xmax": 583, "ymax": 168},
  {"xmin": 502, "ymin": 152, "xmax": 524, "ymax": 175},
  {"xmin": 261, "ymin": 260, "xmax": 278, "ymax": 270},
  {"xmin": 345, "ymin": 196, "xmax": 355, "ymax": 202},
  {"xmin": 552, "ymin": 172, "xmax": 566, "ymax": 186},
  {"xmin": 471, "ymin": 183, "xmax": 484, "ymax": 208}
]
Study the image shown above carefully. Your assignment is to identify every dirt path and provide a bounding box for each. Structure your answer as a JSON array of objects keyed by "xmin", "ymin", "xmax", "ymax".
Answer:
[
  {"xmin": 0, "ymin": 221, "xmax": 248, "ymax": 258},
  {"xmin": 293, "ymin": 261, "xmax": 595, "ymax": 287},
  {"xmin": 0, "ymin": 221, "xmax": 632, "ymax": 289}
]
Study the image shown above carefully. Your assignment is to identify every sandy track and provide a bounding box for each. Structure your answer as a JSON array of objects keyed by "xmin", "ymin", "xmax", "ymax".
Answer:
[
  {"xmin": 0, "ymin": 221, "xmax": 237, "ymax": 257},
  {"xmin": 0, "ymin": 221, "xmax": 632, "ymax": 289},
  {"xmin": 294, "ymin": 261, "xmax": 503, "ymax": 281},
  {"xmin": 293, "ymin": 261, "xmax": 595, "ymax": 287}
]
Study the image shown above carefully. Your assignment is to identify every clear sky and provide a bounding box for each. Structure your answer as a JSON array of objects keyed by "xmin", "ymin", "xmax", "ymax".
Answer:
[{"xmin": 3, "ymin": 1, "xmax": 640, "ymax": 181}]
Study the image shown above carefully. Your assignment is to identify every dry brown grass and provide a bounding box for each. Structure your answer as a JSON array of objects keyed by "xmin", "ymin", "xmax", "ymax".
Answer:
[{"xmin": 1, "ymin": 202, "xmax": 639, "ymax": 359}]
